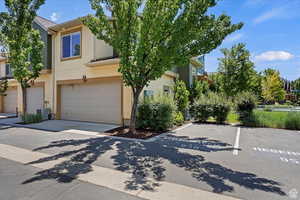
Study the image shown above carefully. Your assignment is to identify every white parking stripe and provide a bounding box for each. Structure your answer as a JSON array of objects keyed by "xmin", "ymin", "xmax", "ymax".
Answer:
[{"xmin": 233, "ymin": 127, "xmax": 241, "ymax": 156}]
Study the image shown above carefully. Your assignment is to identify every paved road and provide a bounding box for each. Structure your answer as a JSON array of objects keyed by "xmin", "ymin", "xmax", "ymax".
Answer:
[{"xmin": 0, "ymin": 123, "xmax": 299, "ymax": 200}]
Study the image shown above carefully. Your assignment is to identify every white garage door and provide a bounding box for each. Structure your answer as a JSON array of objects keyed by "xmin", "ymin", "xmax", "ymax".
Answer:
[
  {"xmin": 26, "ymin": 87, "xmax": 44, "ymax": 114},
  {"xmin": 4, "ymin": 87, "xmax": 18, "ymax": 113},
  {"xmin": 61, "ymin": 80, "xmax": 122, "ymax": 124}
]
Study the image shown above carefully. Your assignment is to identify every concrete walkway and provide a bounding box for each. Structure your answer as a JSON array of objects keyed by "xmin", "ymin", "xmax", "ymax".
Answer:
[{"xmin": 0, "ymin": 119, "xmax": 119, "ymax": 134}]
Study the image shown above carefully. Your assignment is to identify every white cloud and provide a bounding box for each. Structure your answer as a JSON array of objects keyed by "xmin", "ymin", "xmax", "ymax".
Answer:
[
  {"xmin": 224, "ymin": 33, "xmax": 244, "ymax": 43},
  {"xmin": 253, "ymin": 7, "xmax": 284, "ymax": 24},
  {"xmin": 50, "ymin": 12, "xmax": 59, "ymax": 22},
  {"xmin": 255, "ymin": 51, "xmax": 294, "ymax": 61}
]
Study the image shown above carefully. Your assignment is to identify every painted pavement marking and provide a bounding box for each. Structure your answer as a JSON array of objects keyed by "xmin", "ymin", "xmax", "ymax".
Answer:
[
  {"xmin": 253, "ymin": 147, "xmax": 300, "ymax": 156},
  {"xmin": 0, "ymin": 143, "xmax": 240, "ymax": 200},
  {"xmin": 253, "ymin": 147, "xmax": 300, "ymax": 166},
  {"xmin": 233, "ymin": 127, "xmax": 241, "ymax": 156}
]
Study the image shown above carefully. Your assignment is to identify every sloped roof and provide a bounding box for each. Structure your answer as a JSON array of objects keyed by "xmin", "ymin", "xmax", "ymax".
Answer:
[{"xmin": 34, "ymin": 16, "xmax": 57, "ymax": 31}]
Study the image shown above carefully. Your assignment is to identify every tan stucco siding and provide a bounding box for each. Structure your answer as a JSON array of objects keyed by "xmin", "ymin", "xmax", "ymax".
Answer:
[
  {"xmin": 94, "ymin": 36, "xmax": 114, "ymax": 60},
  {"xmin": 0, "ymin": 62, "xmax": 6, "ymax": 77},
  {"xmin": 143, "ymin": 74, "xmax": 176, "ymax": 97},
  {"xmin": 54, "ymin": 25, "xmax": 120, "ymax": 81}
]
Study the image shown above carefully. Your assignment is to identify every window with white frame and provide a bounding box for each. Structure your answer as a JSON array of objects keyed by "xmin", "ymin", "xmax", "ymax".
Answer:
[{"xmin": 61, "ymin": 32, "xmax": 81, "ymax": 59}]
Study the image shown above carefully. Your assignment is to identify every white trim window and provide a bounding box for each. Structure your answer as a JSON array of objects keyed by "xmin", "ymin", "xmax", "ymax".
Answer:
[{"xmin": 61, "ymin": 32, "xmax": 81, "ymax": 59}]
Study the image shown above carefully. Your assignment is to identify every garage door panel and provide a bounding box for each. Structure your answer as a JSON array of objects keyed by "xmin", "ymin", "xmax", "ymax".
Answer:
[
  {"xmin": 61, "ymin": 80, "xmax": 121, "ymax": 124},
  {"xmin": 4, "ymin": 88, "xmax": 17, "ymax": 113},
  {"xmin": 26, "ymin": 87, "xmax": 44, "ymax": 114}
]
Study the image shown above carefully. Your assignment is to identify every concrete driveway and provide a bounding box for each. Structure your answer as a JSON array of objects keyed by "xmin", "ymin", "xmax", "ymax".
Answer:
[
  {"xmin": 0, "ymin": 123, "xmax": 299, "ymax": 200},
  {"xmin": 0, "ymin": 119, "xmax": 119, "ymax": 134},
  {"xmin": 0, "ymin": 113, "xmax": 17, "ymax": 119}
]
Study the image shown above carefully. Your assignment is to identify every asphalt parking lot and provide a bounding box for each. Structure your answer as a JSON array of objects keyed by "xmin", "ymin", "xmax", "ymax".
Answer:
[
  {"xmin": 160, "ymin": 124, "xmax": 300, "ymax": 200},
  {"xmin": 0, "ymin": 123, "xmax": 299, "ymax": 200}
]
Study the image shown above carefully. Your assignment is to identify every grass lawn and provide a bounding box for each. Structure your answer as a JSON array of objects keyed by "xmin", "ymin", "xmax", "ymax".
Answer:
[
  {"xmin": 227, "ymin": 112, "xmax": 239, "ymax": 124},
  {"xmin": 244, "ymin": 110, "xmax": 300, "ymax": 130}
]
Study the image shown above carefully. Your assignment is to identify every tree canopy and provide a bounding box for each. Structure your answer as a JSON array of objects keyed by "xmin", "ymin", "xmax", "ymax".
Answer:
[
  {"xmin": 218, "ymin": 43, "xmax": 260, "ymax": 96},
  {"xmin": 0, "ymin": 0, "xmax": 45, "ymax": 113},
  {"xmin": 261, "ymin": 68, "xmax": 286, "ymax": 103},
  {"xmin": 83, "ymin": 0, "xmax": 243, "ymax": 133}
]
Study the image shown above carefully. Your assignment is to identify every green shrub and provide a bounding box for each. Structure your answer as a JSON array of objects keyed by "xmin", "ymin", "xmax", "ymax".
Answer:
[
  {"xmin": 174, "ymin": 80, "xmax": 190, "ymax": 116},
  {"xmin": 235, "ymin": 92, "xmax": 257, "ymax": 123},
  {"xmin": 137, "ymin": 95, "xmax": 176, "ymax": 131},
  {"xmin": 285, "ymin": 112, "xmax": 300, "ymax": 130},
  {"xmin": 189, "ymin": 79, "xmax": 209, "ymax": 104},
  {"xmin": 21, "ymin": 113, "xmax": 42, "ymax": 124},
  {"xmin": 174, "ymin": 111, "xmax": 184, "ymax": 126},
  {"xmin": 190, "ymin": 92, "xmax": 231, "ymax": 124}
]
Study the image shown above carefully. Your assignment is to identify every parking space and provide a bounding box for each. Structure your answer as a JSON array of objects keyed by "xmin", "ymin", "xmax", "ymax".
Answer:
[
  {"xmin": 0, "ymin": 123, "xmax": 299, "ymax": 200},
  {"xmin": 158, "ymin": 124, "xmax": 300, "ymax": 200}
]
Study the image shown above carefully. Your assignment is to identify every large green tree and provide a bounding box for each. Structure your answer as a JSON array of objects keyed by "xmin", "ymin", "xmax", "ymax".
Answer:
[
  {"xmin": 218, "ymin": 43, "xmax": 260, "ymax": 97},
  {"xmin": 0, "ymin": 0, "xmax": 45, "ymax": 114},
  {"xmin": 261, "ymin": 69, "xmax": 286, "ymax": 103},
  {"xmin": 83, "ymin": 0, "xmax": 243, "ymax": 133}
]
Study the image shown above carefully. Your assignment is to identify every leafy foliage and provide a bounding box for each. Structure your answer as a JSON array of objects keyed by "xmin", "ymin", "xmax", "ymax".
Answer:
[
  {"xmin": 0, "ymin": 79, "xmax": 8, "ymax": 96},
  {"xmin": 218, "ymin": 43, "xmax": 260, "ymax": 97},
  {"xmin": 235, "ymin": 91, "xmax": 257, "ymax": 123},
  {"xmin": 174, "ymin": 80, "xmax": 190, "ymax": 115},
  {"xmin": 174, "ymin": 111, "xmax": 184, "ymax": 126},
  {"xmin": 21, "ymin": 113, "xmax": 43, "ymax": 124},
  {"xmin": 83, "ymin": 0, "xmax": 243, "ymax": 133},
  {"xmin": 190, "ymin": 92, "xmax": 231, "ymax": 123},
  {"xmin": 0, "ymin": 0, "xmax": 45, "ymax": 113},
  {"xmin": 261, "ymin": 69, "xmax": 286, "ymax": 103},
  {"xmin": 137, "ymin": 96, "xmax": 176, "ymax": 131},
  {"xmin": 189, "ymin": 79, "xmax": 209, "ymax": 103}
]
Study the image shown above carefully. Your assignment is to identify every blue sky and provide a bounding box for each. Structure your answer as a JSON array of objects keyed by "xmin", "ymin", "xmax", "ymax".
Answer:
[{"xmin": 1, "ymin": 0, "xmax": 300, "ymax": 80}]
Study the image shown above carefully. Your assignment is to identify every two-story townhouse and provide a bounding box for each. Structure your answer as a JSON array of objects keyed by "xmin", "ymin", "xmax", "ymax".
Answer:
[
  {"xmin": 0, "ymin": 16, "xmax": 204, "ymax": 126},
  {"xmin": 49, "ymin": 17, "xmax": 178, "ymax": 125},
  {"xmin": 0, "ymin": 16, "xmax": 56, "ymax": 115}
]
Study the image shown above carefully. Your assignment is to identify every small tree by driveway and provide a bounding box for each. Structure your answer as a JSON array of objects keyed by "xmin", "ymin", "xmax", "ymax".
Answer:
[
  {"xmin": 83, "ymin": 0, "xmax": 243, "ymax": 134},
  {"xmin": 0, "ymin": 0, "xmax": 45, "ymax": 114}
]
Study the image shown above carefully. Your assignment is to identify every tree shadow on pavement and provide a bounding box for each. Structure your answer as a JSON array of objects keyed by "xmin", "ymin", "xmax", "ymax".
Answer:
[{"xmin": 22, "ymin": 135, "xmax": 286, "ymax": 196}]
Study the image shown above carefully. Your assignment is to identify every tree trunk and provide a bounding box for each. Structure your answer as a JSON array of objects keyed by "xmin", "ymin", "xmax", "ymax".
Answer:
[
  {"xmin": 21, "ymin": 86, "xmax": 27, "ymax": 115},
  {"xmin": 129, "ymin": 89, "xmax": 142, "ymax": 135}
]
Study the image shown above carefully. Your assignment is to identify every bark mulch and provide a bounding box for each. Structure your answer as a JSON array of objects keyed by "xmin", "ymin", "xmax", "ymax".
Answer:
[{"xmin": 105, "ymin": 127, "xmax": 167, "ymax": 140}]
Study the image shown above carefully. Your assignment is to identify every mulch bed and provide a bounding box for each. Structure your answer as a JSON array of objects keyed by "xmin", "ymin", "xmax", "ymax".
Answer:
[
  {"xmin": 105, "ymin": 127, "xmax": 167, "ymax": 140},
  {"xmin": 105, "ymin": 121, "xmax": 193, "ymax": 140}
]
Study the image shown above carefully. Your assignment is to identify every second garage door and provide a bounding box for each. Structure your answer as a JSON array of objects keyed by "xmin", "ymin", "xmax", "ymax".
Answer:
[
  {"xmin": 60, "ymin": 80, "xmax": 122, "ymax": 124},
  {"xmin": 26, "ymin": 86, "xmax": 44, "ymax": 114},
  {"xmin": 3, "ymin": 87, "xmax": 18, "ymax": 113}
]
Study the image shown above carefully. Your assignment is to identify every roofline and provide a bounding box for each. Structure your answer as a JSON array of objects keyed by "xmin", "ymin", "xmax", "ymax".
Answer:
[
  {"xmin": 34, "ymin": 16, "xmax": 57, "ymax": 34},
  {"xmin": 49, "ymin": 16, "xmax": 87, "ymax": 32}
]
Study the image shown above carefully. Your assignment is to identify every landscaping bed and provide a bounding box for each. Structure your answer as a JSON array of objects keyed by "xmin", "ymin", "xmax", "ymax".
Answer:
[{"xmin": 105, "ymin": 127, "xmax": 167, "ymax": 139}]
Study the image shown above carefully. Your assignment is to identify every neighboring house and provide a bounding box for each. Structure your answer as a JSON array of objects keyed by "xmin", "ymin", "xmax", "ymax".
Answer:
[
  {"xmin": 178, "ymin": 55, "xmax": 206, "ymax": 87},
  {"xmin": 0, "ymin": 16, "xmax": 203, "ymax": 126},
  {"xmin": 0, "ymin": 16, "xmax": 55, "ymax": 114}
]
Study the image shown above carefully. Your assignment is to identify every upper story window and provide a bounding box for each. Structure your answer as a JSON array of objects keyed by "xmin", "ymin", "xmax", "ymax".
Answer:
[
  {"xmin": 61, "ymin": 31, "xmax": 81, "ymax": 59},
  {"xmin": 5, "ymin": 63, "xmax": 13, "ymax": 77}
]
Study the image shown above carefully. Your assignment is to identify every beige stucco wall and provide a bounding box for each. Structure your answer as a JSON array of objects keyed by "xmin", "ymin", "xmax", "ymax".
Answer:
[
  {"xmin": 144, "ymin": 74, "xmax": 175, "ymax": 95},
  {"xmin": 94, "ymin": 36, "xmax": 114, "ymax": 60},
  {"xmin": 0, "ymin": 62, "xmax": 6, "ymax": 77},
  {"xmin": 53, "ymin": 25, "xmax": 120, "ymax": 81}
]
